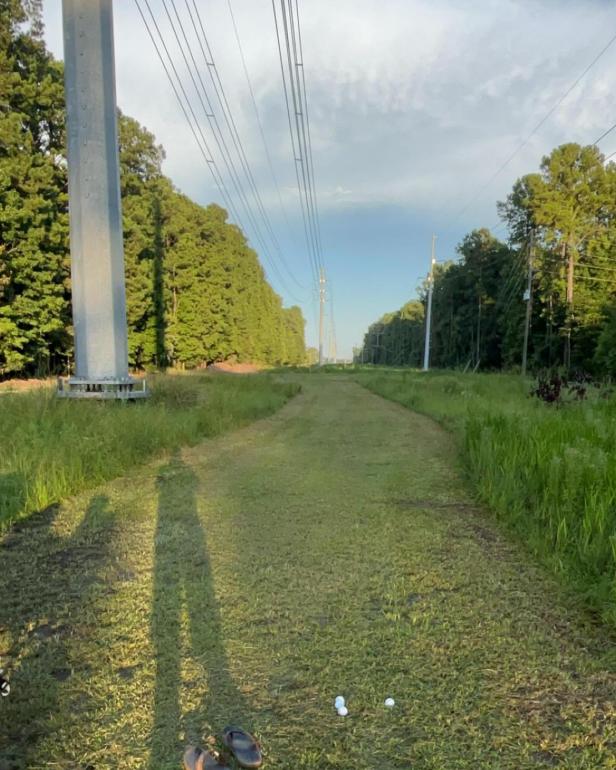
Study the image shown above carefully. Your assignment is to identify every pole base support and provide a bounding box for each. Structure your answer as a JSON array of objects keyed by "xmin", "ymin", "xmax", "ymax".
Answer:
[{"xmin": 56, "ymin": 376, "xmax": 148, "ymax": 400}]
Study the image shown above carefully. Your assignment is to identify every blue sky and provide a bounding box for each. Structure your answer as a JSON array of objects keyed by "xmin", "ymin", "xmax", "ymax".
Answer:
[{"xmin": 43, "ymin": 0, "xmax": 616, "ymax": 358}]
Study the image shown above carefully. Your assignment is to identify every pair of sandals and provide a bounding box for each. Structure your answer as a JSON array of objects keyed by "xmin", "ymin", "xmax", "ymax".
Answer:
[{"xmin": 184, "ymin": 726, "xmax": 263, "ymax": 769}]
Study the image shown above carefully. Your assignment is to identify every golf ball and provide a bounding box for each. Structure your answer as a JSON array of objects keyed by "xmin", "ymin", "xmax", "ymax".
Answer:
[
  {"xmin": 337, "ymin": 706, "xmax": 349, "ymax": 717},
  {"xmin": 334, "ymin": 695, "xmax": 345, "ymax": 709},
  {"xmin": 384, "ymin": 697, "xmax": 395, "ymax": 708}
]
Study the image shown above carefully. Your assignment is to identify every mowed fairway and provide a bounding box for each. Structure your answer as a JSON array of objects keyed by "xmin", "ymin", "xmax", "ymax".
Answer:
[{"xmin": 1, "ymin": 376, "xmax": 615, "ymax": 769}]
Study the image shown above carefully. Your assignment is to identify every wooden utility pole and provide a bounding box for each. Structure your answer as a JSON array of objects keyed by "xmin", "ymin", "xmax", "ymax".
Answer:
[{"xmin": 521, "ymin": 230, "xmax": 534, "ymax": 377}]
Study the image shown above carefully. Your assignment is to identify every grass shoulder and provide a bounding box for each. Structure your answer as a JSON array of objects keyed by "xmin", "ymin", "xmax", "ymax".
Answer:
[
  {"xmin": 355, "ymin": 367, "xmax": 616, "ymax": 629},
  {"xmin": 0, "ymin": 372, "xmax": 299, "ymax": 531}
]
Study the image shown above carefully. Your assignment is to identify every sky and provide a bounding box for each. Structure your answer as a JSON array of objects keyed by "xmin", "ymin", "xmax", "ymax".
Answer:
[{"xmin": 43, "ymin": 0, "xmax": 616, "ymax": 358}]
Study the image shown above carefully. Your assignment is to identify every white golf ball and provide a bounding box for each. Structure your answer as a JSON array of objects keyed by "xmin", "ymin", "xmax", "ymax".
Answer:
[
  {"xmin": 337, "ymin": 705, "xmax": 349, "ymax": 717},
  {"xmin": 384, "ymin": 697, "xmax": 395, "ymax": 708},
  {"xmin": 334, "ymin": 695, "xmax": 345, "ymax": 709}
]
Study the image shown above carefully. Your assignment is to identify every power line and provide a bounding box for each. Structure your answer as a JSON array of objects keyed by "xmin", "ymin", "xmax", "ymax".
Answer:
[
  {"xmin": 285, "ymin": 0, "xmax": 322, "ymax": 277},
  {"xmin": 578, "ymin": 262, "xmax": 616, "ymax": 273},
  {"xmin": 226, "ymin": 0, "xmax": 297, "ymax": 247},
  {"xmin": 453, "ymin": 29, "xmax": 616, "ymax": 220},
  {"xmin": 159, "ymin": 0, "xmax": 299, "ymax": 299},
  {"xmin": 593, "ymin": 121, "xmax": 616, "ymax": 145},
  {"xmin": 575, "ymin": 273, "xmax": 616, "ymax": 285},
  {"xmin": 272, "ymin": 0, "xmax": 323, "ymax": 286},
  {"xmin": 137, "ymin": 0, "xmax": 303, "ymax": 302},
  {"xmin": 272, "ymin": 1, "xmax": 318, "ymax": 286},
  {"xmin": 135, "ymin": 0, "xmax": 242, "ymax": 227},
  {"xmin": 183, "ymin": 0, "xmax": 305, "ymax": 294},
  {"xmin": 292, "ymin": 0, "xmax": 325, "ymax": 266}
]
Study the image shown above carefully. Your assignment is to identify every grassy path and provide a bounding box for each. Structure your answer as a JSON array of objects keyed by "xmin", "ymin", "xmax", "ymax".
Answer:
[{"xmin": 1, "ymin": 376, "xmax": 615, "ymax": 769}]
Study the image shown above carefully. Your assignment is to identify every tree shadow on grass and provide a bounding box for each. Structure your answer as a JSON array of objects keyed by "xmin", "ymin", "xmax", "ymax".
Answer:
[
  {"xmin": 149, "ymin": 453, "xmax": 250, "ymax": 768},
  {"xmin": 0, "ymin": 495, "xmax": 117, "ymax": 770}
]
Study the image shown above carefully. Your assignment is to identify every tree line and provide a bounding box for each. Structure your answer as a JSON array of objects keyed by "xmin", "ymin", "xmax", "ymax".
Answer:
[
  {"xmin": 0, "ymin": 1, "xmax": 306, "ymax": 377},
  {"xmin": 358, "ymin": 142, "xmax": 616, "ymax": 376}
]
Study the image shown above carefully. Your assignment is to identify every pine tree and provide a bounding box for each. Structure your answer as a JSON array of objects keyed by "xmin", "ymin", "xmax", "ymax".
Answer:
[{"xmin": 0, "ymin": 1, "xmax": 69, "ymax": 375}]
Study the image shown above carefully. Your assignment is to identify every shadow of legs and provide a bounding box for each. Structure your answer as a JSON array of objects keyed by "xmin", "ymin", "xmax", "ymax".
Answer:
[{"xmin": 149, "ymin": 453, "xmax": 249, "ymax": 767}]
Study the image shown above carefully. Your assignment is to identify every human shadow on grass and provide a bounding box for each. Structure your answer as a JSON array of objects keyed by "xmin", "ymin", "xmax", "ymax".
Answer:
[
  {"xmin": 149, "ymin": 453, "xmax": 250, "ymax": 768},
  {"xmin": 0, "ymin": 495, "xmax": 117, "ymax": 770}
]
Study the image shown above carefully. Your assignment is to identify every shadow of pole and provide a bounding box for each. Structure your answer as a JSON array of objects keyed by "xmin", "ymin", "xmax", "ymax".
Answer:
[{"xmin": 149, "ymin": 452, "xmax": 249, "ymax": 768}]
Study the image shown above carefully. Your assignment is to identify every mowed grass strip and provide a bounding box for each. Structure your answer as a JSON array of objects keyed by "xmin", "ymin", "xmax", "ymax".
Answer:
[
  {"xmin": 1, "ymin": 376, "xmax": 614, "ymax": 769},
  {"xmin": 356, "ymin": 368, "xmax": 616, "ymax": 627},
  {"xmin": 0, "ymin": 372, "xmax": 299, "ymax": 530}
]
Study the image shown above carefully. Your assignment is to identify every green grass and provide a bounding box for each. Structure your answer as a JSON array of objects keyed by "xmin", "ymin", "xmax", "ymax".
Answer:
[
  {"xmin": 1, "ymin": 375, "xmax": 614, "ymax": 769},
  {"xmin": 355, "ymin": 367, "xmax": 616, "ymax": 627},
  {"xmin": 0, "ymin": 372, "xmax": 299, "ymax": 530}
]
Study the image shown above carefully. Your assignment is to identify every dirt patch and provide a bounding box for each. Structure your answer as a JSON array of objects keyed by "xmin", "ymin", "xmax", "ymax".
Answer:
[
  {"xmin": 0, "ymin": 378, "xmax": 54, "ymax": 393},
  {"xmin": 208, "ymin": 361, "xmax": 263, "ymax": 374},
  {"xmin": 392, "ymin": 498, "xmax": 479, "ymax": 512}
]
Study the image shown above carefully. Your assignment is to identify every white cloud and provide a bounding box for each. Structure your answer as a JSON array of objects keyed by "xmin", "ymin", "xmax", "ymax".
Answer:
[
  {"xmin": 42, "ymin": 0, "xmax": 616, "ymax": 354},
  {"xmin": 43, "ymin": 0, "xmax": 616, "ymax": 220}
]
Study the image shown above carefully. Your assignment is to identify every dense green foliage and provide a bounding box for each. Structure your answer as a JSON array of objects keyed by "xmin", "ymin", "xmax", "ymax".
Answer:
[
  {"xmin": 0, "ymin": 372, "xmax": 299, "ymax": 528},
  {"xmin": 0, "ymin": 3, "xmax": 305, "ymax": 377},
  {"xmin": 359, "ymin": 144, "xmax": 616, "ymax": 374},
  {"xmin": 0, "ymin": 0, "xmax": 69, "ymax": 375},
  {"xmin": 357, "ymin": 368, "xmax": 616, "ymax": 626}
]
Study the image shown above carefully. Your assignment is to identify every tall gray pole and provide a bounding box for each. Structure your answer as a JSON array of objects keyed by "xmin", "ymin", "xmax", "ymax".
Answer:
[
  {"xmin": 521, "ymin": 230, "xmax": 534, "ymax": 378},
  {"xmin": 318, "ymin": 269, "xmax": 326, "ymax": 366},
  {"xmin": 422, "ymin": 234, "xmax": 437, "ymax": 371},
  {"xmin": 59, "ymin": 0, "xmax": 145, "ymax": 399}
]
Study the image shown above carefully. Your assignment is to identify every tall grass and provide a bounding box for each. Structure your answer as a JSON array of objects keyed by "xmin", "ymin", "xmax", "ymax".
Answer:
[
  {"xmin": 357, "ymin": 369, "xmax": 616, "ymax": 626},
  {"xmin": 0, "ymin": 373, "xmax": 299, "ymax": 529}
]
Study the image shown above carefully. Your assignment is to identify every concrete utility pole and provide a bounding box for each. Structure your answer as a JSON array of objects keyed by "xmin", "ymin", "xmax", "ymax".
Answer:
[
  {"xmin": 422, "ymin": 234, "xmax": 437, "ymax": 371},
  {"xmin": 318, "ymin": 268, "xmax": 326, "ymax": 366},
  {"xmin": 58, "ymin": 0, "xmax": 146, "ymax": 399},
  {"xmin": 521, "ymin": 230, "xmax": 534, "ymax": 378}
]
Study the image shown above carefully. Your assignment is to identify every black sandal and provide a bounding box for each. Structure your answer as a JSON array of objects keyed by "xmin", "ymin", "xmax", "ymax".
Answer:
[
  {"xmin": 183, "ymin": 746, "xmax": 230, "ymax": 770},
  {"xmin": 222, "ymin": 726, "xmax": 263, "ymax": 769}
]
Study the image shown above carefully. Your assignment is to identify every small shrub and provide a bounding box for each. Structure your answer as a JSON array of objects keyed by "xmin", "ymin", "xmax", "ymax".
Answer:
[{"xmin": 531, "ymin": 371, "xmax": 565, "ymax": 404}]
